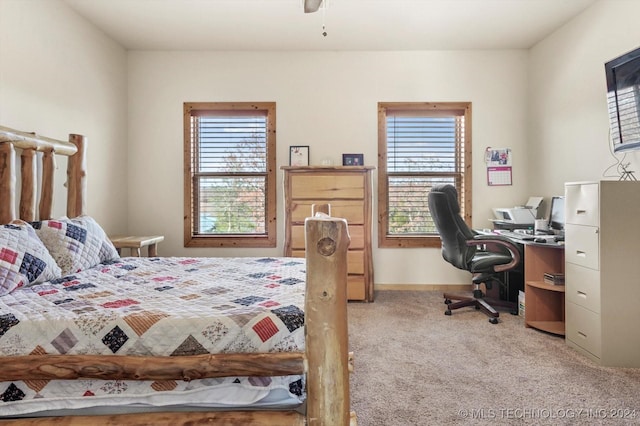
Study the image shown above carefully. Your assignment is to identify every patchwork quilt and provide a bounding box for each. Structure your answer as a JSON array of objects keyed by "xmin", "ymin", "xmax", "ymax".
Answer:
[{"xmin": 0, "ymin": 256, "xmax": 307, "ymax": 415}]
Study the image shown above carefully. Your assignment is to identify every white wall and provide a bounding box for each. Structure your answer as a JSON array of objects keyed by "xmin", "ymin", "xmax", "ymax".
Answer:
[
  {"xmin": 0, "ymin": 0, "xmax": 128, "ymax": 233},
  {"xmin": 128, "ymin": 50, "xmax": 529, "ymax": 285},
  {"xmin": 528, "ymin": 0, "xmax": 640, "ymax": 196}
]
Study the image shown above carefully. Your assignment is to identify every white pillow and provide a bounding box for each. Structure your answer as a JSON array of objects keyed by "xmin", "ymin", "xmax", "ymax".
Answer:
[
  {"xmin": 0, "ymin": 220, "xmax": 61, "ymax": 295},
  {"xmin": 32, "ymin": 215, "xmax": 120, "ymax": 276}
]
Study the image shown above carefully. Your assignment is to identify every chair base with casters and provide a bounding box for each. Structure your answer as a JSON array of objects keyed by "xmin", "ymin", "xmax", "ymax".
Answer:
[{"xmin": 443, "ymin": 273, "xmax": 518, "ymax": 324}]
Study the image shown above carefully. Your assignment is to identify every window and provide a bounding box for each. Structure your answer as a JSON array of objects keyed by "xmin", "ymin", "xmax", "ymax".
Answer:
[
  {"xmin": 184, "ymin": 102, "xmax": 276, "ymax": 248},
  {"xmin": 377, "ymin": 102, "xmax": 472, "ymax": 248}
]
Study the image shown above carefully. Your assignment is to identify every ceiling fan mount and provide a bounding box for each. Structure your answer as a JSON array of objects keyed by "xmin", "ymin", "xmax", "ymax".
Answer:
[{"xmin": 304, "ymin": 0, "xmax": 324, "ymax": 13}]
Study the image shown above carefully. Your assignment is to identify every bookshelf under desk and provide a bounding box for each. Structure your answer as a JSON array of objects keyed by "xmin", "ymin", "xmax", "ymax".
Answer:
[{"xmin": 523, "ymin": 243, "xmax": 566, "ymax": 335}]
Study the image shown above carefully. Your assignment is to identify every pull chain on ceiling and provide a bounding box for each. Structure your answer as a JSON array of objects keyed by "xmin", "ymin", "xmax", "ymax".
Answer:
[{"xmin": 303, "ymin": 0, "xmax": 328, "ymax": 37}]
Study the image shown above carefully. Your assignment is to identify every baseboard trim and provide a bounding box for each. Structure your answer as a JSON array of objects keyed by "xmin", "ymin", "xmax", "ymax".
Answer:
[{"xmin": 374, "ymin": 284, "xmax": 472, "ymax": 292}]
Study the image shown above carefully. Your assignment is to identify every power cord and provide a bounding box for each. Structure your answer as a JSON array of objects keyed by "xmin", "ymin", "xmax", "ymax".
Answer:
[{"xmin": 603, "ymin": 129, "xmax": 637, "ymax": 180}]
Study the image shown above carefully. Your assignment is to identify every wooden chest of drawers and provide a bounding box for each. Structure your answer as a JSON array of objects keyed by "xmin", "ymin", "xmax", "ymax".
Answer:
[{"xmin": 282, "ymin": 166, "xmax": 374, "ymax": 301}]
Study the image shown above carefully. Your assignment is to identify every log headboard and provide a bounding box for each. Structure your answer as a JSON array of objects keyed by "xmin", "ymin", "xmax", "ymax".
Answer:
[{"xmin": 0, "ymin": 125, "xmax": 87, "ymax": 223}]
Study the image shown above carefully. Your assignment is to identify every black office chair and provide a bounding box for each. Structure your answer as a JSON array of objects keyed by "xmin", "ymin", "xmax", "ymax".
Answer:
[{"xmin": 428, "ymin": 184, "xmax": 521, "ymax": 324}]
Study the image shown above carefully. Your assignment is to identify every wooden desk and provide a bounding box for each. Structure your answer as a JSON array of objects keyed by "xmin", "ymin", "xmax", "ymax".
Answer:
[
  {"xmin": 523, "ymin": 242, "xmax": 565, "ymax": 335},
  {"xmin": 110, "ymin": 235, "xmax": 164, "ymax": 257}
]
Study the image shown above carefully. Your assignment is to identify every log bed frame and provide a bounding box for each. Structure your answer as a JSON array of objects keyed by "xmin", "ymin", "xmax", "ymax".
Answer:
[{"xmin": 0, "ymin": 126, "xmax": 354, "ymax": 425}]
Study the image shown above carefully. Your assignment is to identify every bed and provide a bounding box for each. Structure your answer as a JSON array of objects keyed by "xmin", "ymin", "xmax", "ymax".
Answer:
[{"xmin": 0, "ymin": 126, "xmax": 354, "ymax": 425}]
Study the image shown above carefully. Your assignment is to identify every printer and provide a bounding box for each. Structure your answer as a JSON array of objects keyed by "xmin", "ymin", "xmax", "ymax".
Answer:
[{"xmin": 491, "ymin": 197, "xmax": 543, "ymax": 225}]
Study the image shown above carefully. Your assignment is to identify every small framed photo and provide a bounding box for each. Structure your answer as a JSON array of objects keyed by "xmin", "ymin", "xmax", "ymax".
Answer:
[
  {"xmin": 342, "ymin": 153, "xmax": 364, "ymax": 166},
  {"xmin": 290, "ymin": 146, "xmax": 309, "ymax": 166}
]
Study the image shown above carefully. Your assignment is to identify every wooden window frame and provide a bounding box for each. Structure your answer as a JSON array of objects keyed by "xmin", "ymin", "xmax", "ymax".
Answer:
[
  {"xmin": 183, "ymin": 102, "xmax": 277, "ymax": 248},
  {"xmin": 377, "ymin": 102, "xmax": 472, "ymax": 248}
]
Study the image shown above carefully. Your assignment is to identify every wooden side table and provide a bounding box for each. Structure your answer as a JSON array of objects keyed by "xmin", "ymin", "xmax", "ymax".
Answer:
[{"xmin": 109, "ymin": 235, "xmax": 165, "ymax": 257}]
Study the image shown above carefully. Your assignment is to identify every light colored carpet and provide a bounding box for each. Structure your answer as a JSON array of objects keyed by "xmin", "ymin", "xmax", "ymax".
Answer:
[{"xmin": 347, "ymin": 290, "xmax": 640, "ymax": 425}]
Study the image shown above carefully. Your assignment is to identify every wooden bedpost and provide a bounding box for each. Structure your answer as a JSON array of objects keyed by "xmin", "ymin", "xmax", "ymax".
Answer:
[
  {"xmin": 0, "ymin": 143, "xmax": 17, "ymax": 223},
  {"xmin": 305, "ymin": 215, "xmax": 351, "ymax": 425},
  {"xmin": 19, "ymin": 148, "xmax": 37, "ymax": 221},
  {"xmin": 66, "ymin": 134, "xmax": 87, "ymax": 218},
  {"xmin": 38, "ymin": 149, "xmax": 56, "ymax": 220}
]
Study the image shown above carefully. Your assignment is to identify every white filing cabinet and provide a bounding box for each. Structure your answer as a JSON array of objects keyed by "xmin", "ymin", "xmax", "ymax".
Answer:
[{"xmin": 564, "ymin": 180, "xmax": 640, "ymax": 367}]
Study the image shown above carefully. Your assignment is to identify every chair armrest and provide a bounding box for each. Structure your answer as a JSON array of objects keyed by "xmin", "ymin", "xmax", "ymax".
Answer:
[{"xmin": 466, "ymin": 235, "xmax": 521, "ymax": 272}]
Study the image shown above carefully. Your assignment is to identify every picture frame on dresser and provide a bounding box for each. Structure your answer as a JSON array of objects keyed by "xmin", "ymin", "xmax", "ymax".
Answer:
[
  {"xmin": 289, "ymin": 145, "xmax": 309, "ymax": 166},
  {"xmin": 342, "ymin": 153, "xmax": 364, "ymax": 166}
]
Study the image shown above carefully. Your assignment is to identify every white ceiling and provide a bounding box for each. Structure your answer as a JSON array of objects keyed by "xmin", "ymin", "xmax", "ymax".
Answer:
[{"xmin": 63, "ymin": 0, "xmax": 598, "ymax": 51}]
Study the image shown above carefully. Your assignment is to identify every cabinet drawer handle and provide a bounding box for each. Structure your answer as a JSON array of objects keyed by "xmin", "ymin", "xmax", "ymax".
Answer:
[
  {"xmin": 575, "ymin": 250, "xmax": 586, "ymax": 258},
  {"xmin": 576, "ymin": 209, "xmax": 587, "ymax": 215},
  {"xmin": 577, "ymin": 290, "xmax": 587, "ymax": 299},
  {"xmin": 578, "ymin": 331, "xmax": 588, "ymax": 339}
]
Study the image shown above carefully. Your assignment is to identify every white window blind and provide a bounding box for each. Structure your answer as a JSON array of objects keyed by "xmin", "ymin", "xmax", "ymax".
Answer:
[
  {"xmin": 190, "ymin": 111, "xmax": 269, "ymax": 235},
  {"xmin": 385, "ymin": 109, "xmax": 466, "ymax": 236}
]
